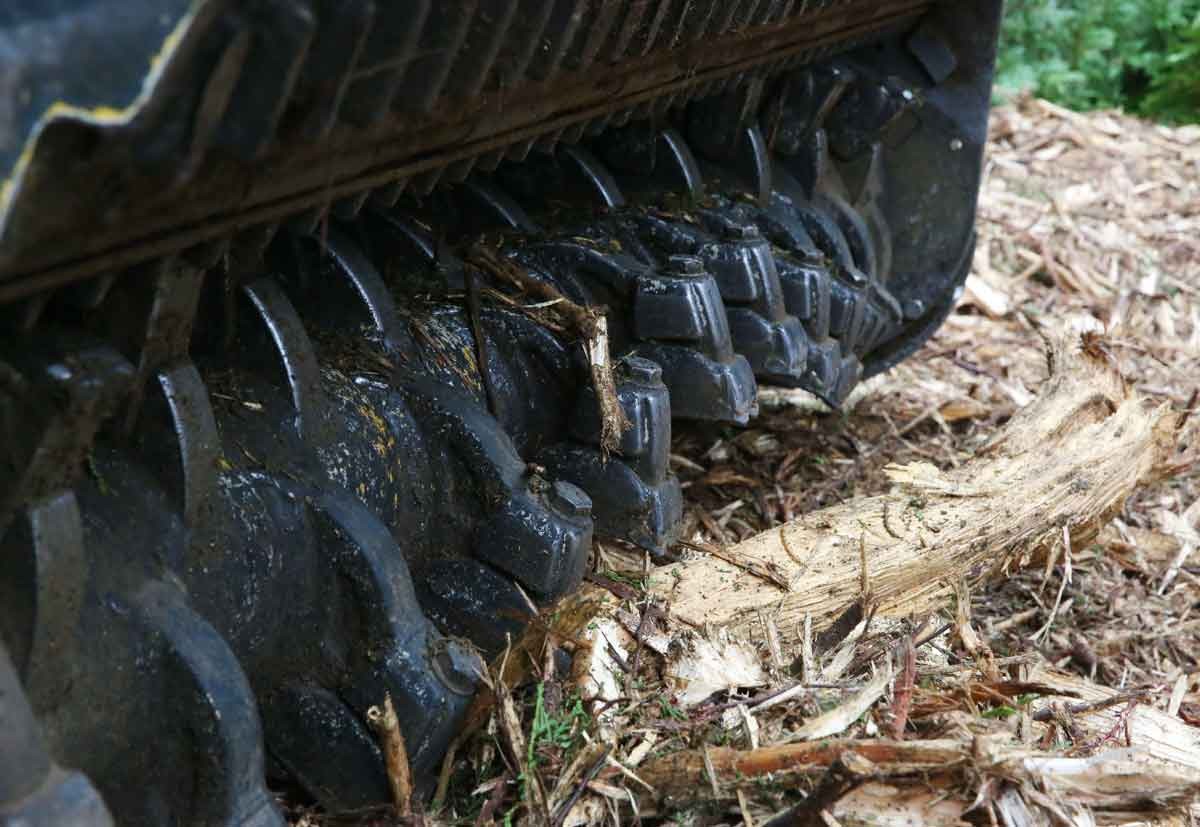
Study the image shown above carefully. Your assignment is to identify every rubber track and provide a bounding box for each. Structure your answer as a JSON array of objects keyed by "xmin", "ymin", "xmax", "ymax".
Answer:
[{"xmin": 0, "ymin": 0, "xmax": 1003, "ymax": 820}]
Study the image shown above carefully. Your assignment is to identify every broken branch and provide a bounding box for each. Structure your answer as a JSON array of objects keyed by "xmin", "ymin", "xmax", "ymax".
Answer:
[{"xmin": 366, "ymin": 694, "xmax": 414, "ymax": 820}]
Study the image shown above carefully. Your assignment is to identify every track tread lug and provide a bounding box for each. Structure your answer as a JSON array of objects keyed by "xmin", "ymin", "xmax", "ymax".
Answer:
[{"xmin": 132, "ymin": 580, "xmax": 285, "ymax": 827}]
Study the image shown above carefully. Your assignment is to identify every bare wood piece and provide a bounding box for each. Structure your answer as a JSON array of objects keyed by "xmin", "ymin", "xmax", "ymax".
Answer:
[
  {"xmin": 635, "ymin": 738, "xmax": 969, "ymax": 799},
  {"xmin": 647, "ymin": 340, "xmax": 1179, "ymax": 645},
  {"xmin": 367, "ymin": 693, "xmax": 414, "ymax": 819},
  {"xmin": 633, "ymin": 733, "xmax": 1200, "ymax": 815},
  {"xmin": 547, "ymin": 338, "xmax": 1180, "ymax": 716}
]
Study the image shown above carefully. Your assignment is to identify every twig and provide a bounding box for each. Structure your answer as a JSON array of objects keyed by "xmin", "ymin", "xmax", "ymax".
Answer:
[
  {"xmin": 432, "ymin": 733, "xmax": 463, "ymax": 812},
  {"xmin": 677, "ymin": 680, "xmax": 874, "ymax": 725},
  {"xmin": 890, "ymin": 636, "xmax": 917, "ymax": 739},
  {"xmin": 584, "ymin": 571, "xmax": 641, "ymax": 601},
  {"xmin": 467, "ymin": 245, "xmax": 629, "ymax": 453},
  {"xmin": 752, "ymin": 681, "xmax": 810, "ymax": 713},
  {"xmin": 1176, "ymin": 387, "xmax": 1199, "ymax": 433},
  {"xmin": 628, "ymin": 596, "xmax": 652, "ymax": 679},
  {"xmin": 1159, "ymin": 536, "xmax": 1196, "ymax": 595},
  {"xmin": 1073, "ymin": 698, "xmax": 1140, "ymax": 754},
  {"xmin": 1031, "ymin": 690, "xmax": 1146, "ymax": 722},
  {"xmin": 737, "ymin": 788, "xmax": 756, "ymax": 827},
  {"xmin": 1032, "ymin": 524, "xmax": 1073, "ymax": 644},
  {"xmin": 763, "ymin": 612, "xmax": 786, "ymax": 671},
  {"xmin": 991, "ymin": 607, "xmax": 1039, "ymax": 633},
  {"xmin": 604, "ymin": 755, "xmax": 655, "ymax": 793},
  {"xmin": 801, "ymin": 613, "xmax": 816, "ymax": 685},
  {"xmin": 1158, "ymin": 499, "xmax": 1200, "ymax": 595},
  {"xmin": 366, "ymin": 694, "xmax": 413, "ymax": 819},
  {"xmin": 847, "ymin": 618, "xmax": 947, "ymax": 676},
  {"xmin": 703, "ymin": 745, "xmax": 722, "ymax": 798},
  {"xmin": 475, "ymin": 771, "xmax": 511, "ymax": 827},
  {"xmin": 551, "ymin": 747, "xmax": 610, "ymax": 827},
  {"xmin": 464, "ymin": 267, "xmax": 501, "ymax": 418}
]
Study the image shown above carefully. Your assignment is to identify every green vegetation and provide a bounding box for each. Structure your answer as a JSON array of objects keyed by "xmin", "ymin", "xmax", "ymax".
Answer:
[
  {"xmin": 996, "ymin": 0, "xmax": 1200, "ymax": 122},
  {"xmin": 658, "ymin": 697, "xmax": 687, "ymax": 721},
  {"xmin": 526, "ymin": 684, "xmax": 589, "ymax": 768}
]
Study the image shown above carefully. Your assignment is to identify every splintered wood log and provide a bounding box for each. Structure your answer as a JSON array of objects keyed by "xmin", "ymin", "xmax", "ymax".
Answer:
[
  {"xmin": 633, "ymin": 734, "xmax": 1200, "ymax": 802},
  {"xmin": 646, "ymin": 340, "xmax": 1180, "ymax": 644},
  {"xmin": 635, "ymin": 738, "xmax": 968, "ymax": 799}
]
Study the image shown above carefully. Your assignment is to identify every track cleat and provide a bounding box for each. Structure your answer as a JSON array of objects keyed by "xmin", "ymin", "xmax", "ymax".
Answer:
[
  {"xmin": 539, "ymin": 355, "xmax": 683, "ymax": 554},
  {"xmin": 399, "ymin": 378, "xmax": 593, "ymax": 600},
  {"xmin": 608, "ymin": 210, "xmax": 809, "ymax": 386},
  {"xmin": 514, "ymin": 241, "xmax": 757, "ymax": 424},
  {"xmin": 0, "ymin": 643, "xmax": 114, "ymax": 827}
]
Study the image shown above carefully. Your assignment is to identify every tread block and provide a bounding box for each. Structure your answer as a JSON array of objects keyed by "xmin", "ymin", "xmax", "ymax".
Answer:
[{"xmin": 133, "ymin": 581, "xmax": 285, "ymax": 827}]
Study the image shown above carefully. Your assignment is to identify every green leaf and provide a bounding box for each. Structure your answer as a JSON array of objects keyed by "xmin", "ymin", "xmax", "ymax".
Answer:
[{"xmin": 982, "ymin": 705, "xmax": 1018, "ymax": 719}]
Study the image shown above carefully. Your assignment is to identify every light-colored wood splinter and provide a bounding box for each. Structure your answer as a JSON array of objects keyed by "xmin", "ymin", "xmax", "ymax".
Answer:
[{"xmin": 367, "ymin": 693, "xmax": 413, "ymax": 819}]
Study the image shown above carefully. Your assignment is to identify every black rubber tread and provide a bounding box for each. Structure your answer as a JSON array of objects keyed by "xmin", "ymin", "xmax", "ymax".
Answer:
[
  {"xmin": 0, "ymin": 642, "xmax": 114, "ymax": 826},
  {"xmin": 470, "ymin": 114, "xmax": 902, "ymax": 406}
]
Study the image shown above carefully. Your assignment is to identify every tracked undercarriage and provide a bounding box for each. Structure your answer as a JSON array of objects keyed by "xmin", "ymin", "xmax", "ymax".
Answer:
[{"xmin": 0, "ymin": 2, "xmax": 1001, "ymax": 824}]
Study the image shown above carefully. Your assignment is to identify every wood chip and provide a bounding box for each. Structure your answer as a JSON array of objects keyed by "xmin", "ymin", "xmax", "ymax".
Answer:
[{"xmin": 786, "ymin": 666, "xmax": 892, "ymax": 742}]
